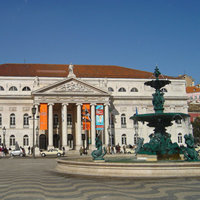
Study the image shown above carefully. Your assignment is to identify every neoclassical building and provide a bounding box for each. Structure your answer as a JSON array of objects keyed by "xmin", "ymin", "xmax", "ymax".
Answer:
[{"xmin": 0, "ymin": 63, "xmax": 190, "ymax": 153}]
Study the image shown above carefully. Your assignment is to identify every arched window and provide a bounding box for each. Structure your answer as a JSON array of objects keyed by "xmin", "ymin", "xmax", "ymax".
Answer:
[
  {"xmin": 22, "ymin": 86, "xmax": 31, "ymax": 91},
  {"xmin": 118, "ymin": 87, "xmax": 126, "ymax": 92},
  {"xmin": 9, "ymin": 86, "xmax": 18, "ymax": 91},
  {"xmin": 134, "ymin": 133, "xmax": 139, "ymax": 145},
  {"xmin": 130, "ymin": 87, "xmax": 138, "ymax": 92},
  {"xmin": 10, "ymin": 113, "xmax": 15, "ymax": 127},
  {"xmin": 23, "ymin": 113, "xmax": 29, "ymax": 128},
  {"xmin": 176, "ymin": 118, "xmax": 182, "ymax": 125},
  {"xmin": 121, "ymin": 114, "xmax": 126, "ymax": 127},
  {"xmin": 0, "ymin": 86, "xmax": 4, "ymax": 91},
  {"xmin": 161, "ymin": 88, "xmax": 167, "ymax": 92},
  {"xmin": 10, "ymin": 135, "xmax": 15, "ymax": 146},
  {"xmin": 23, "ymin": 135, "xmax": 29, "ymax": 146},
  {"xmin": 121, "ymin": 134, "xmax": 126, "ymax": 145},
  {"xmin": 0, "ymin": 113, "xmax": 2, "ymax": 127},
  {"xmin": 67, "ymin": 114, "xmax": 72, "ymax": 125},
  {"xmin": 178, "ymin": 133, "xmax": 182, "ymax": 143},
  {"xmin": 108, "ymin": 87, "xmax": 114, "ymax": 92},
  {"xmin": 53, "ymin": 114, "xmax": 59, "ymax": 126}
]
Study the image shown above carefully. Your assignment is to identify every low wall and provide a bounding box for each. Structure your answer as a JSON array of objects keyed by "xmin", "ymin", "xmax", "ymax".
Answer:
[{"xmin": 55, "ymin": 158, "xmax": 200, "ymax": 178}]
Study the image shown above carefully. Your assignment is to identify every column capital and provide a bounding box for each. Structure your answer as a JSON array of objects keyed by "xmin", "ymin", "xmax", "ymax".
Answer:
[
  {"xmin": 48, "ymin": 102, "xmax": 54, "ymax": 106},
  {"xmin": 104, "ymin": 103, "xmax": 110, "ymax": 106},
  {"xmin": 76, "ymin": 103, "xmax": 82, "ymax": 106},
  {"xmin": 62, "ymin": 103, "xmax": 69, "ymax": 106},
  {"xmin": 33, "ymin": 103, "xmax": 40, "ymax": 106},
  {"xmin": 90, "ymin": 103, "xmax": 96, "ymax": 106}
]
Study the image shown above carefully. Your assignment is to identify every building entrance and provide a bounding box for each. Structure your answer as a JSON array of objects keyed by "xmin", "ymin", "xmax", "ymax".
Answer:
[
  {"xmin": 53, "ymin": 134, "xmax": 60, "ymax": 149},
  {"xmin": 39, "ymin": 134, "xmax": 47, "ymax": 150}
]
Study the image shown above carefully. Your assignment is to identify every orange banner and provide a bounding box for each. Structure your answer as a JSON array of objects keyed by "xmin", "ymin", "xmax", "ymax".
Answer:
[
  {"xmin": 40, "ymin": 103, "xmax": 48, "ymax": 130},
  {"xmin": 82, "ymin": 104, "xmax": 91, "ymax": 130}
]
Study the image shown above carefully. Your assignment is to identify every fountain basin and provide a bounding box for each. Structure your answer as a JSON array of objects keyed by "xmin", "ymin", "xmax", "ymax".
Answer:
[{"xmin": 55, "ymin": 156, "xmax": 200, "ymax": 178}]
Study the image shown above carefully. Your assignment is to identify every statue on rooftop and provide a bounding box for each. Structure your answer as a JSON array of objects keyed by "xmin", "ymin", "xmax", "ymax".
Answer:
[
  {"xmin": 69, "ymin": 63, "xmax": 74, "ymax": 74},
  {"xmin": 68, "ymin": 63, "xmax": 76, "ymax": 78}
]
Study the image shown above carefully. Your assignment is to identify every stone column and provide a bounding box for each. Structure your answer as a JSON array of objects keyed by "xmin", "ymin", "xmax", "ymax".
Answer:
[
  {"xmin": 90, "ymin": 103, "xmax": 96, "ymax": 150},
  {"xmin": 104, "ymin": 103, "xmax": 109, "ymax": 146},
  {"xmin": 76, "ymin": 103, "xmax": 82, "ymax": 150},
  {"xmin": 34, "ymin": 104, "xmax": 39, "ymax": 145},
  {"xmin": 142, "ymin": 105, "xmax": 148, "ymax": 140},
  {"xmin": 62, "ymin": 103, "xmax": 69, "ymax": 152},
  {"xmin": 48, "ymin": 102, "xmax": 54, "ymax": 149},
  {"xmin": 34, "ymin": 103, "xmax": 40, "ymax": 155}
]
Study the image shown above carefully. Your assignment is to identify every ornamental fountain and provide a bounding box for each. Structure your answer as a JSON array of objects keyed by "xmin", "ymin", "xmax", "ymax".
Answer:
[
  {"xmin": 55, "ymin": 67, "xmax": 200, "ymax": 178},
  {"xmin": 130, "ymin": 66, "xmax": 198, "ymax": 161}
]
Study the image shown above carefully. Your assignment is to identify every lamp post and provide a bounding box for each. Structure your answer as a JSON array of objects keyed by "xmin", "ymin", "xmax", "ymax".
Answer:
[
  {"xmin": 32, "ymin": 106, "xmax": 36, "ymax": 159},
  {"xmin": 107, "ymin": 126, "xmax": 111, "ymax": 146},
  {"xmin": 134, "ymin": 120, "xmax": 139, "ymax": 144},
  {"xmin": 36, "ymin": 126, "xmax": 39, "ymax": 147},
  {"xmin": 3, "ymin": 126, "xmax": 6, "ymax": 147}
]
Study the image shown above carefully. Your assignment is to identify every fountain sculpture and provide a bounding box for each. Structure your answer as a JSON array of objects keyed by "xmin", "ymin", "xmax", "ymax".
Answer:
[
  {"xmin": 55, "ymin": 66, "xmax": 200, "ymax": 178},
  {"xmin": 130, "ymin": 67, "xmax": 198, "ymax": 161},
  {"xmin": 91, "ymin": 136, "xmax": 107, "ymax": 161}
]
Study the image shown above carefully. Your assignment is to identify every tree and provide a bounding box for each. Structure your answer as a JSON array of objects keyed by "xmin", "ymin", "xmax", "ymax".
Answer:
[{"xmin": 191, "ymin": 117, "xmax": 200, "ymax": 144}]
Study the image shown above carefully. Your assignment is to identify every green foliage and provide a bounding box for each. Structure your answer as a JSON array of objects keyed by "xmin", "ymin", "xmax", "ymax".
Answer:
[{"xmin": 191, "ymin": 117, "xmax": 200, "ymax": 142}]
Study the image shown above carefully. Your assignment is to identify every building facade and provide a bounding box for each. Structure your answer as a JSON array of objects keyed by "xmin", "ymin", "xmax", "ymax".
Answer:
[{"xmin": 0, "ymin": 63, "xmax": 190, "ymax": 153}]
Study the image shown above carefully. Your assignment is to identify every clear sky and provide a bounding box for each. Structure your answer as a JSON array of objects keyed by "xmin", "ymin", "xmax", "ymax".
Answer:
[{"xmin": 0, "ymin": 0, "xmax": 200, "ymax": 84}]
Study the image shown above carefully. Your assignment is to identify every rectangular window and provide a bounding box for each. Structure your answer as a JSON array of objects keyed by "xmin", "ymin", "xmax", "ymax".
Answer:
[
  {"xmin": 24, "ymin": 118, "xmax": 29, "ymax": 125},
  {"xmin": 10, "ymin": 117, "xmax": 15, "ymax": 125}
]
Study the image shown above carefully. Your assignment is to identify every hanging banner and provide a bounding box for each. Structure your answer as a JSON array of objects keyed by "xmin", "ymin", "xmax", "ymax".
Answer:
[
  {"xmin": 40, "ymin": 103, "xmax": 48, "ymax": 130},
  {"xmin": 96, "ymin": 104, "xmax": 104, "ymax": 130},
  {"xmin": 82, "ymin": 104, "xmax": 91, "ymax": 130}
]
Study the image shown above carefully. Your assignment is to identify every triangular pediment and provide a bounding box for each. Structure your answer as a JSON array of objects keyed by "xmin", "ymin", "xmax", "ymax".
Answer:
[{"xmin": 32, "ymin": 77, "xmax": 110, "ymax": 96}]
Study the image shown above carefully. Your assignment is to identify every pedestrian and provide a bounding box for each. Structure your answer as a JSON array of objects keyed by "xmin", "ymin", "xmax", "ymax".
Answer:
[
  {"xmin": 79, "ymin": 147, "xmax": 83, "ymax": 156},
  {"xmin": 123, "ymin": 145, "xmax": 126, "ymax": 154},
  {"xmin": 63, "ymin": 146, "xmax": 65, "ymax": 152},
  {"xmin": 1, "ymin": 146, "xmax": 5, "ymax": 157},
  {"xmin": 28, "ymin": 146, "xmax": 30, "ymax": 155},
  {"xmin": 31, "ymin": 147, "xmax": 33, "ymax": 155},
  {"xmin": 111, "ymin": 146, "xmax": 114, "ymax": 154},
  {"xmin": 85, "ymin": 147, "xmax": 88, "ymax": 155}
]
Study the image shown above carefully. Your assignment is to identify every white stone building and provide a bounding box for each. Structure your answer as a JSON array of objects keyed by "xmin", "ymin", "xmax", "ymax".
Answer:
[{"xmin": 0, "ymin": 63, "xmax": 189, "ymax": 153}]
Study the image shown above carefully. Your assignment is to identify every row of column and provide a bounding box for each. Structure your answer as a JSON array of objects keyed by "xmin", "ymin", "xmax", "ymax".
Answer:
[{"xmin": 35, "ymin": 102, "xmax": 110, "ymax": 150}]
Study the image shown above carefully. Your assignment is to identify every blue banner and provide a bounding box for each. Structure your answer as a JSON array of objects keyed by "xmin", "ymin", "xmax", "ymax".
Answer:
[{"xmin": 96, "ymin": 105, "xmax": 104, "ymax": 130}]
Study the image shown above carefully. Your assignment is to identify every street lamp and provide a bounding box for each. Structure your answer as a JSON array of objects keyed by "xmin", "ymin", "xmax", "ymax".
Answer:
[
  {"xmin": 3, "ymin": 126, "xmax": 6, "ymax": 147},
  {"xmin": 36, "ymin": 126, "xmax": 39, "ymax": 147},
  {"xmin": 32, "ymin": 106, "xmax": 36, "ymax": 159},
  {"xmin": 134, "ymin": 120, "xmax": 139, "ymax": 143},
  {"xmin": 107, "ymin": 126, "xmax": 111, "ymax": 146}
]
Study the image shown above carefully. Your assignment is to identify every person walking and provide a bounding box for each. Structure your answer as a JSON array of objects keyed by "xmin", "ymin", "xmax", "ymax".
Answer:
[
  {"xmin": 28, "ymin": 146, "xmax": 30, "ymax": 155},
  {"xmin": 1, "ymin": 146, "xmax": 5, "ymax": 157},
  {"xmin": 79, "ymin": 147, "xmax": 83, "ymax": 156}
]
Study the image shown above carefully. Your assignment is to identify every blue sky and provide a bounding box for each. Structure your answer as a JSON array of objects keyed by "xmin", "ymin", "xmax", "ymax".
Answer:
[{"xmin": 0, "ymin": 0, "xmax": 200, "ymax": 84}]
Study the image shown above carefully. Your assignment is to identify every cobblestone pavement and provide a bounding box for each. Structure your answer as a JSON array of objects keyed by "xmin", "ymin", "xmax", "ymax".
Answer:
[{"xmin": 1, "ymin": 156, "xmax": 200, "ymax": 200}]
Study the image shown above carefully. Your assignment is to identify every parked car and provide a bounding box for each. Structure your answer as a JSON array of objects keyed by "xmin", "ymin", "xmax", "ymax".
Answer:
[
  {"xmin": 10, "ymin": 149, "xmax": 26, "ymax": 157},
  {"xmin": 40, "ymin": 148, "xmax": 65, "ymax": 157},
  {"xmin": 126, "ymin": 148, "xmax": 136, "ymax": 154},
  {"xmin": 195, "ymin": 144, "xmax": 200, "ymax": 152}
]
